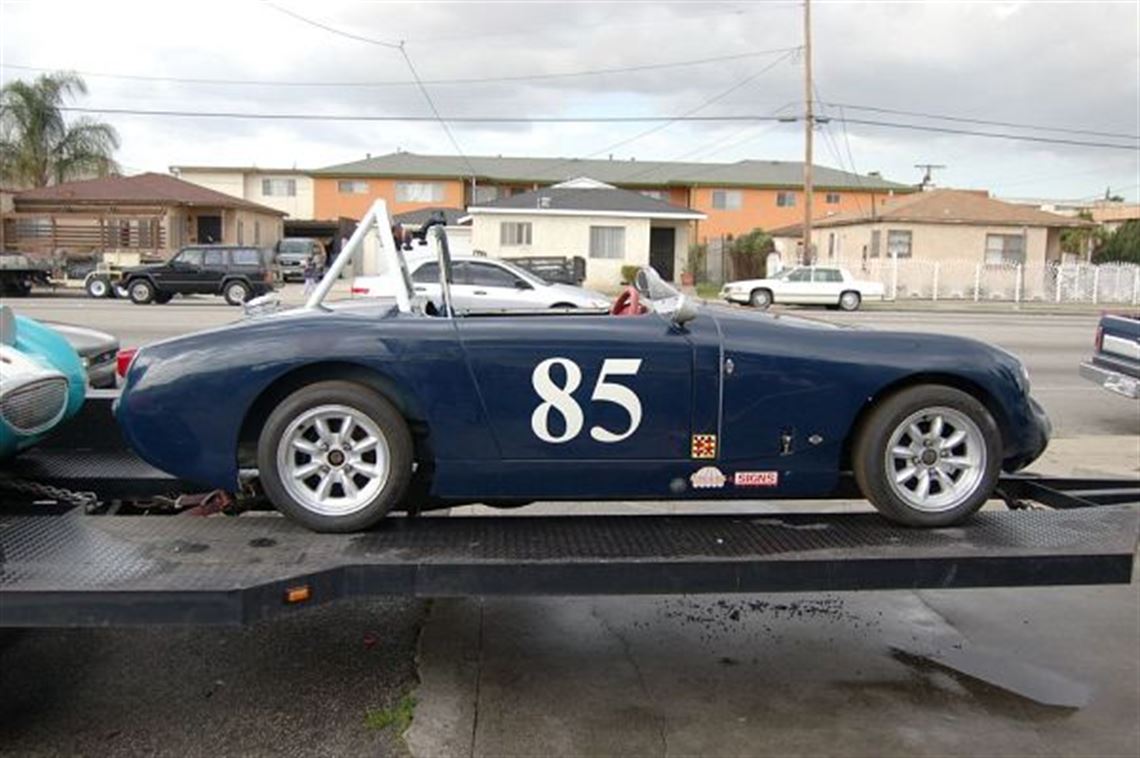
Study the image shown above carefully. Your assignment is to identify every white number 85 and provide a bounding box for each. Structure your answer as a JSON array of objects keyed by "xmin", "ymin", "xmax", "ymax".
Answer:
[{"xmin": 531, "ymin": 357, "xmax": 643, "ymax": 444}]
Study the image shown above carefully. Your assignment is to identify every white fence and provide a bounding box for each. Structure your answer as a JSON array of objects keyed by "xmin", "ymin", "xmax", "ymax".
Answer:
[{"xmin": 833, "ymin": 258, "xmax": 1140, "ymax": 304}]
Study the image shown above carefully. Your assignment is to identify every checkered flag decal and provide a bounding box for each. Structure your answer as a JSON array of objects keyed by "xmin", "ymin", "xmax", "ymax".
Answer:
[{"xmin": 691, "ymin": 434, "xmax": 717, "ymax": 459}]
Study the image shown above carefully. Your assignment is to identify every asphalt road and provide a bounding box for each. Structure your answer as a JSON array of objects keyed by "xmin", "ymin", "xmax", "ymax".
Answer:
[{"xmin": 8, "ymin": 291, "xmax": 1137, "ymax": 437}]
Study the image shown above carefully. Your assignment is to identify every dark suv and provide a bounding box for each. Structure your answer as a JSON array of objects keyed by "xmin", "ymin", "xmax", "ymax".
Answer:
[{"xmin": 122, "ymin": 246, "xmax": 278, "ymax": 306}]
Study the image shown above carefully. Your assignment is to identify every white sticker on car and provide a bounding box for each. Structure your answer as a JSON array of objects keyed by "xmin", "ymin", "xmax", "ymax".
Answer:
[{"xmin": 531, "ymin": 357, "xmax": 643, "ymax": 443}]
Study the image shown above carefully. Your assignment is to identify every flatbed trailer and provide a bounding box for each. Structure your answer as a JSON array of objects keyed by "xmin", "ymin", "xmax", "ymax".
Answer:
[{"xmin": 2, "ymin": 395, "xmax": 1138, "ymax": 627}]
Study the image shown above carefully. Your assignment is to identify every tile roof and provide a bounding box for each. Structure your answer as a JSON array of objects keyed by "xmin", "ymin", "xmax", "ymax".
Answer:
[
  {"xmin": 769, "ymin": 189, "xmax": 1093, "ymax": 235},
  {"xmin": 15, "ymin": 172, "xmax": 285, "ymax": 214},
  {"xmin": 313, "ymin": 152, "xmax": 911, "ymax": 191},
  {"xmin": 468, "ymin": 185, "xmax": 705, "ymax": 218}
]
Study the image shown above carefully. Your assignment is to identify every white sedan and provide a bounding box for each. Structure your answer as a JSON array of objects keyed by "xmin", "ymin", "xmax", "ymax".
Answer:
[
  {"xmin": 351, "ymin": 256, "xmax": 612, "ymax": 311},
  {"xmin": 721, "ymin": 265, "xmax": 884, "ymax": 311}
]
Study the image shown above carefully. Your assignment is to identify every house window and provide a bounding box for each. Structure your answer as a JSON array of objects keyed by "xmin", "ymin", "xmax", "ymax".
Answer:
[
  {"xmin": 337, "ymin": 180, "xmax": 369, "ymax": 194},
  {"xmin": 396, "ymin": 181, "xmax": 445, "ymax": 203},
  {"xmin": 985, "ymin": 233, "xmax": 1026, "ymax": 265},
  {"xmin": 776, "ymin": 191, "xmax": 796, "ymax": 208},
  {"xmin": 887, "ymin": 230, "xmax": 912, "ymax": 258},
  {"xmin": 825, "ymin": 192, "xmax": 840, "ymax": 204},
  {"xmin": 237, "ymin": 220, "xmax": 244, "ymax": 245},
  {"xmin": 472, "ymin": 184, "xmax": 499, "ymax": 204},
  {"xmin": 640, "ymin": 190, "xmax": 666, "ymax": 200},
  {"xmin": 711, "ymin": 190, "xmax": 742, "ymax": 210},
  {"xmin": 261, "ymin": 178, "xmax": 296, "ymax": 197},
  {"xmin": 589, "ymin": 226, "xmax": 626, "ymax": 259},
  {"xmin": 254, "ymin": 221, "xmax": 261, "ymax": 245},
  {"xmin": 500, "ymin": 222, "xmax": 532, "ymax": 246},
  {"xmin": 869, "ymin": 229, "xmax": 881, "ymax": 258}
]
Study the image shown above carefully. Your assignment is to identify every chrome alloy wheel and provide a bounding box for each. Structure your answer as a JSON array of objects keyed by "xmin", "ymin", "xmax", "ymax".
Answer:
[
  {"xmin": 884, "ymin": 406, "xmax": 986, "ymax": 513},
  {"xmin": 275, "ymin": 403, "xmax": 390, "ymax": 516}
]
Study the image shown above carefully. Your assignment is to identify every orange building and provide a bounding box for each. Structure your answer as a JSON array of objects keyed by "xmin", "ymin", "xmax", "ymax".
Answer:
[{"xmin": 311, "ymin": 153, "xmax": 913, "ymax": 242}]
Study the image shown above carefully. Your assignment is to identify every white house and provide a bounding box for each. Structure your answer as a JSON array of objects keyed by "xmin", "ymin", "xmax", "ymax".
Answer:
[{"xmin": 465, "ymin": 178, "xmax": 705, "ymax": 288}]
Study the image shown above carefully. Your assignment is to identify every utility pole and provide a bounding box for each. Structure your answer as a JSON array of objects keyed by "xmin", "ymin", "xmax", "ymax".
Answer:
[{"xmin": 801, "ymin": 0, "xmax": 814, "ymax": 265}]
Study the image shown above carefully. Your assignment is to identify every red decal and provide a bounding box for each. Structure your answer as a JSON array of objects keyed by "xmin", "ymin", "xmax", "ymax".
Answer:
[{"xmin": 734, "ymin": 471, "xmax": 779, "ymax": 487}]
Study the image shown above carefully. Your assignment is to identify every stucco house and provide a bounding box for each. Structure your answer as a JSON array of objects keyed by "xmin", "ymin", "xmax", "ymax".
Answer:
[
  {"xmin": 464, "ymin": 178, "xmax": 705, "ymax": 288},
  {"xmin": 5, "ymin": 173, "xmax": 285, "ymax": 259}
]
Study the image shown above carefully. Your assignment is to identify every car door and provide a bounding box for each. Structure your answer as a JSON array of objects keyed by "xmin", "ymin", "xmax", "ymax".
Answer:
[
  {"xmin": 464, "ymin": 260, "xmax": 535, "ymax": 309},
  {"xmin": 200, "ymin": 248, "xmax": 227, "ymax": 293},
  {"xmin": 811, "ymin": 267, "xmax": 844, "ymax": 304},
  {"xmin": 456, "ymin": 313, "xmax": 695, "ymax": 462},
  {"xmin": 776, "ymin": 267, "xmax": 814, "ymax": 304},
  {"xmin": 164, "ymin": 248, "xmax": 204, "ymax": 292}
]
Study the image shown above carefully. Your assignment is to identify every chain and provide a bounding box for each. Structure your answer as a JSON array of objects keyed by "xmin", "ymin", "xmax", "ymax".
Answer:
[{"xmin": 0, "ymin": 476, "xmax": 99, "ymax": 509}]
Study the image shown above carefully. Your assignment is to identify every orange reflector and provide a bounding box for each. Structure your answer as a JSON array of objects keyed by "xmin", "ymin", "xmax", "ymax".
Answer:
[{"xmin": 285, "ymin": 585, "xmax": 312, "ymax": 604}]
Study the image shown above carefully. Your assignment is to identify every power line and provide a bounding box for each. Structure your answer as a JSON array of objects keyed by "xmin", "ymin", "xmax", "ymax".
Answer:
[
  {"xmin": 398, "ymin": 43, "xmax": 478, "ymax": 178},
  {"xmin": 820, "ymin": 101, "xmax": 1139, "ymax": 142},
  {"xmin": 264, "ymin": 1, "xmax": 401, "ymax": 49},
  {"xmin": 1, "ymin": 49, "xmax": 803, "ymax": 89},
  {"xmin": 53, "ymin": 105, "xmax": 1140, "ymax": 150}
]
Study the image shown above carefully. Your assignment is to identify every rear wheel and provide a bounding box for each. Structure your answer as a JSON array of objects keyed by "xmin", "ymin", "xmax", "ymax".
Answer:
[
  {"xmin": 853, "ymin": 385, "xmax": 1001, "ymax": 527},
  {"xmin": 838, "ymin": 290, "xmax": 862, "ymax": 311},
  {"xmin": 128, "ymin": 278, "xmax": 155, "ymax": 304},
  {"xmin": 224, "ymin": 280, "xmax": 251, "ymax": 306},
  {"xmin": 749, "ymin": 288, "xmax": 772, "ymax": 309},
  {"xmin": 257, "ymin": 381, "xmax": 414, "ymax": 532},
  {"xmin": 86, "ymin": 276, "xmax": 110, "ymax": 298}
]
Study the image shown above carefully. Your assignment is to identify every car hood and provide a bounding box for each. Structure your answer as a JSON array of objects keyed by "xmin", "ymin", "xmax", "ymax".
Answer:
[
  {"xmin": 44, "ymin": 321, "xmax": 119, "ymax": 356},
  {"xmin": 122, "ymin": 263, "xmax": 165, "ymax": 275}
]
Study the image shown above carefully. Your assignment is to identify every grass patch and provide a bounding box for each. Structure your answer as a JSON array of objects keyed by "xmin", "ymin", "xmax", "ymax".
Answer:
[
  {"xmin": 695, "ymin": 282, "xmax": 721, "ymax": 300},
  {"xmin": 364, "ymin": 694, "xmax": 417, "ymax": 733}
]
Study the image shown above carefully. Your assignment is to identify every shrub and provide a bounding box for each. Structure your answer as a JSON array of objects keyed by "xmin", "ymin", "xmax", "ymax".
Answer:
[{"xmin": 620, "ymin": 264, "xmax": 640, "ymax": 285}]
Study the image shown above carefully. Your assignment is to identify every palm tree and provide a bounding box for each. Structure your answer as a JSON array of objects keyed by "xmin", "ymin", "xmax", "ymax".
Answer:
[{"xmin": 0, "ymin": 72, "xmax": 120, "ymax": 189}]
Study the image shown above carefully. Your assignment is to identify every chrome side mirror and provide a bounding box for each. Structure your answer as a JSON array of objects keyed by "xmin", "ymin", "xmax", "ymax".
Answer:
[{"xmin": 243, "ymin": 293, "xmax": 283, "ymax": 318}]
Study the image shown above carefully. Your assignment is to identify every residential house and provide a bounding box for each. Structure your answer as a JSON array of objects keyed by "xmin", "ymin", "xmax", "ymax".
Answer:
[
  {"xmin": 465, "ymin": 177, "xmax": 705, "ymax": 288},
  {"xmin": 170, "ymin": 166, "xmax": 315, "ymax": 221},
  {"xmin": 769, "ymin": 189, "xmax": 1093, "ymax": 299},
  {"xmin": 309, "ymin": 152, "xmax": 911, "ymax": 242},
  {"xmin": 4, "ymin": 173, "xmax": 285, "ymax": 260}
]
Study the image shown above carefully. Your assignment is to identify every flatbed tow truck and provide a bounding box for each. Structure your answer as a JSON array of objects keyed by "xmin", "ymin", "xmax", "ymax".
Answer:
[
  {"xmin": 3, "ymin": 203, "xmax": 1138, "ymax": 628},
  {"xmin": 2, "ymin": 390, "xmax": 1138, "ymax": 627}
]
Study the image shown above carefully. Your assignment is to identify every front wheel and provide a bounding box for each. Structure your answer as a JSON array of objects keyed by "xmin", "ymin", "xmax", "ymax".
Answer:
[
  {"xmin": 86, "ymin": 276, "xmax": 110, "ymax": 298},
  {"xmin": 838, "ymin": 290, "xmax": 862, "ymax": 311},
  {"xmin": 749, "ymin": 288, "xmax": 772, "ymax": 309},
  {"xmin": 128, "ymin": 279, "xmax": 155, "ymax": 304},
  {"xmin": 224, "ymin": 280, "xmax": 251, "ymax": 306},
  {"xmin": 852, "ymin": 385, "xmax": 1001, "ymax": 527},
  {"xmin": 257, "ymin": 381, "xmax": 414, "ymax": 532}
]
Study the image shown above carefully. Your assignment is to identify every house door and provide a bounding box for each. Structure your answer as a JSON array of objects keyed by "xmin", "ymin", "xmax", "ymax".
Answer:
[
  {"xmin": 649, "ymin": 227, "xmax": 676, "ymax": 282},
  {"xmin": 196, "ymin": 215, "xmax": 222, "ymax": 244}
]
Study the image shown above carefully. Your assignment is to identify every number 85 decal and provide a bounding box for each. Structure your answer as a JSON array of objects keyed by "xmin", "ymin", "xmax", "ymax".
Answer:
[{"xmin": 531, "ymin": 357, "xmax": 642, "ymax": 443}]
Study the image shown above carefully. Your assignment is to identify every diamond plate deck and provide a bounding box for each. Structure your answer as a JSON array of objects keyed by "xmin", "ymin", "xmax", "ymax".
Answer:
[{"xmin": 1, "ymin": 507, "xmax": 1136, "ymax": 626}]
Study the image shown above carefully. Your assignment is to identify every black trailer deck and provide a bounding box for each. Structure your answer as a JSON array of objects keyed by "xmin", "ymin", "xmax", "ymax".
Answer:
[{"xmin": 1, "ymin": 395, "xmax": 1138, "ymax": 627}]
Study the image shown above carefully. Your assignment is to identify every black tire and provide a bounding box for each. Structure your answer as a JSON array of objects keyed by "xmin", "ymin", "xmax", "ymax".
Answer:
[
  {"xmin": 749, "ymin": 288, "xmax": 773, "ymax": 309},
  {"xmin": 257, "ymin": 381, "xmax": 414, "ymax": 532},
  {"xmin": 128, "ymin": 278, "xmax": 155, "ymax": 305},
  {"xmin": 838, "ymin": 290, "xmax": 862, "ymax": 311},
  {"xmin": 223, "ymin": 279, "xmax": 251, "ymax": 306},
  {"xmin": 85, "ymin": 276, "xmax": 110, "ymax": 298},
  {"xmin": 852, "ymin": 385, "xmax": 1002, "ymax": 527},
  {"xmin": 153, "ymin": 291, "xmax": 173, "ymax": 304}
]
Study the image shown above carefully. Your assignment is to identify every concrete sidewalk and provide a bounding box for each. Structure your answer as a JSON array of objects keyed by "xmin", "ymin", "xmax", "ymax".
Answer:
[{"xmin": 407, "ymin": 437, "xmax": 1139, "ymax": 757}]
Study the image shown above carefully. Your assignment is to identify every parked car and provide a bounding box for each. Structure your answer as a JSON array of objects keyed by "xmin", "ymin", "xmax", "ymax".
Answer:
[
  {"xmin": 1080, "ymin": 313, "xmax": 1139, "ymax": 399},
  {"xmin": 275, "ymin": 238, "xmax": 327, "ymax": 283},
  {"xmin": 0, "ymin": 307, "xmax": 86, "ymax": 459},
  {"xmin": 351, "ymin": 255, "xmax": 611, "ymax": 311},
  {"xmin": 721, "ymin": 265, "xmax": 885, "ymax": 311},
  {"xmin": 120, "ymin": 245, "xmax": 278, "ymax": 306},
  {"xmin": 46, "ymin": 322, "xmax": 120, "ymax": 389},
  {"xmin": 116, "ymin": 237, "xmax": 1050, "ymax": 534}
]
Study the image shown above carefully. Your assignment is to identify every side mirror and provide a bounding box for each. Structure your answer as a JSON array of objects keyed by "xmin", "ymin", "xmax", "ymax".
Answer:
[{"xmin": 672, "ymin": 295, "xmax": 698, "ymax": 327}]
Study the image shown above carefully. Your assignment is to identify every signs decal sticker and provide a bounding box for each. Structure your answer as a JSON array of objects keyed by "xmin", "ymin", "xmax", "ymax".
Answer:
[{"xmin": 734, "ymin": 471, "xmax": 779, "ymax": 487}]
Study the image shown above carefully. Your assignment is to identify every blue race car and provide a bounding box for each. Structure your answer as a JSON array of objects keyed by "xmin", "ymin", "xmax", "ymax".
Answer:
[
  {"xmin": 116, "ymin": 203, "xmax": 1050, "ymax": 532},
  {"xmin": 0, "ymin": 307, "xmax": 86, "ymax": 459}
]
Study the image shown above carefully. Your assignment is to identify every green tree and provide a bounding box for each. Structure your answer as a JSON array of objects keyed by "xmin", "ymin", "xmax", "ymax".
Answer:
[
  {"xmin": 1060, "ymin": 211, "xmax": 1107, "ymax": 258},
  {"xmin": 728, "ymin": 228, "xmax": 774, "ymax": 279},
  {"xmin": 1092, "ymin": 220, "xmax": 1140, "ymax": 264},
  {"xmin": 0, "ymin": 72, "xmax": 120, "ymax": 189}
]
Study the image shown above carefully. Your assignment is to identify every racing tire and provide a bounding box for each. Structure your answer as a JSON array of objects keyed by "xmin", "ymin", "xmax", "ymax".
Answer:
[
  {"xmin": 853, "ymin": 385, "xmax": 1002, "ymax": 527},
  {"xmin": 223, "ymin": 280, "xmax": 251, "ymax": 306},
  {"xmin": 838, "ymin": 290, "xmax": 862, "ymax": 311},
  {"xmin": 749, "ymin": 288, "xmax": 773, "ymax": 309},
  {"xmin": 128, "ymin": 278, "xmax": 155, "ymax": 305},
  {"xmin": 257, "ymin": 381, "xmax": 414, "ymax": 532},
  {"xmin": 153, "ymin": 291, "xmax": 174, "ymax": 304},
  {"xmin": 85, "ymin": 276, "xmax": 110, "ymax": 298}
]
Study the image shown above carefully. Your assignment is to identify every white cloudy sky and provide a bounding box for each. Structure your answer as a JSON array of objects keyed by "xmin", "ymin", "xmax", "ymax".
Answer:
[{"xmin": 1, "ymin": 0, "xmax": 1138, "ymax": 200}]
